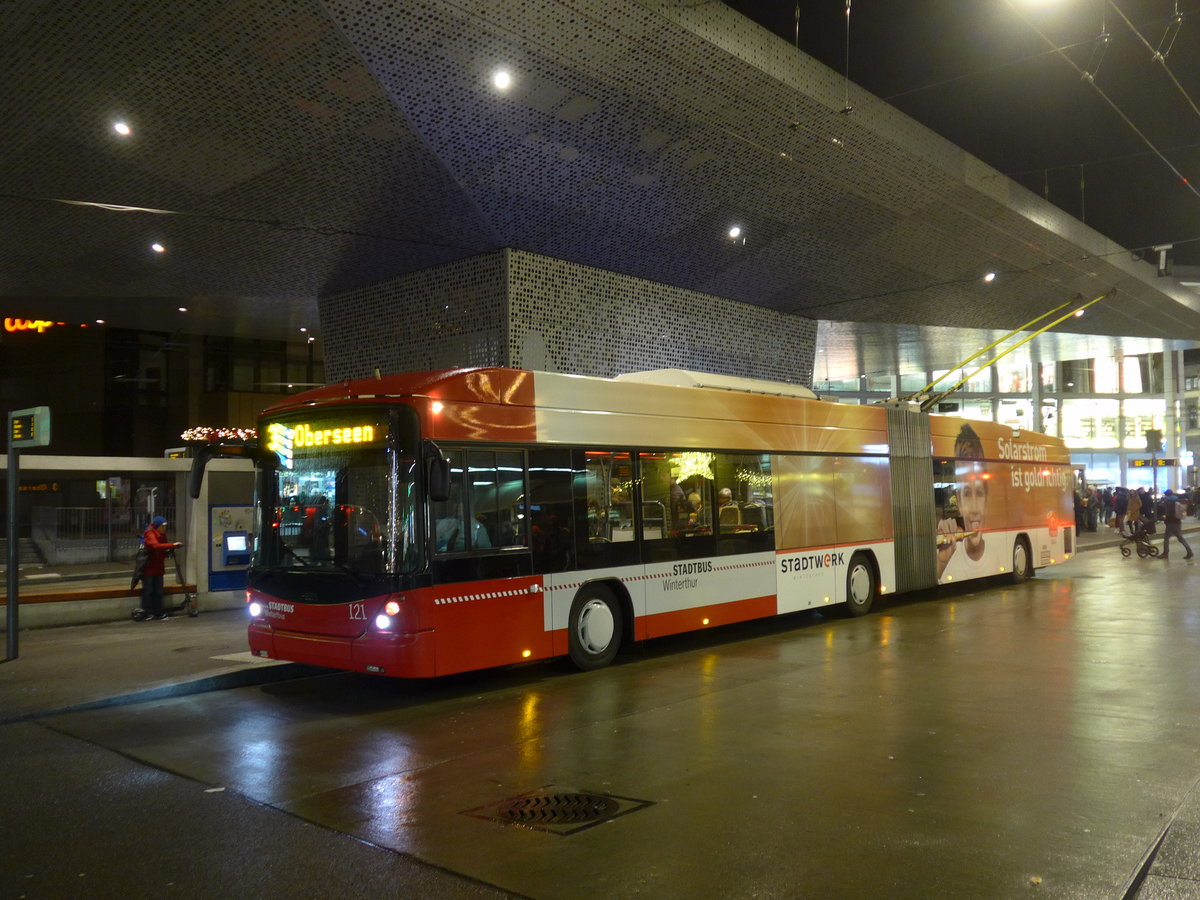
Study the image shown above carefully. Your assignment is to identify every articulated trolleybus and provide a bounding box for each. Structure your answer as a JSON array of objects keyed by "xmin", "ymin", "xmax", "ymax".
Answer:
[{"xmin": 194, "ymin": 367, "xmax": 1074, "ymax": 677}]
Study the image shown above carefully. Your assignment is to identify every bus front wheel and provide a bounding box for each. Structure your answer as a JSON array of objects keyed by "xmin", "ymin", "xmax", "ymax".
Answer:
[
  {"xmin": 842, "ymin": 552, "xmax": 877, "ymax": 617},
  {"xmin": 568, "ymin": 585, "xmax": 623, "ymax": 670},
  {"xmin": 1008, "ymin": 537, "xmax": 1033, "ymax": 584}
]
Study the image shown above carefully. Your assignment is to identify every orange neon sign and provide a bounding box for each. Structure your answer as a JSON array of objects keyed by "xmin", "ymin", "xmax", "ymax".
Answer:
[{"xmin": 4, "ymin": 318, "xmax": 62, "ymax": 334}]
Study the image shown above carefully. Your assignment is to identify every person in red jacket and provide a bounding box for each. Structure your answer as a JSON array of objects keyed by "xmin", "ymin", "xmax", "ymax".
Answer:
[{"xmin": 141, "ymin": 515, "xmax": 183, "ymax": 620}]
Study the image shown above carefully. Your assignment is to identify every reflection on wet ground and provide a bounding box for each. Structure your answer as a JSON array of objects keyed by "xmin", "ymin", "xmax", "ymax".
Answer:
[{"xmin": 37, "ymin": 550, "xmax": 1200, "ymax": 898}]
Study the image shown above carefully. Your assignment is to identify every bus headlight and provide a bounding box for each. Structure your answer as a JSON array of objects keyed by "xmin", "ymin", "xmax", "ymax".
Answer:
[
  {"xmin": 248, "ymin": 601, "xmax": 263, "ymax": 617},
  {"xmin": 375, "ymin": 614, "xmax": 392, "ymax": 630}
]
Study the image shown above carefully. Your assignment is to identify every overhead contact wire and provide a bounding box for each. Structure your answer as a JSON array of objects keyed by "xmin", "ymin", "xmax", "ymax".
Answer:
[
  {"xmin": 1106, "ymin": 1, "xmax": 1200, "ymax": 122},
  {"xmin": 1006, "ymin": 0, "xmax": 1200, "ymax": 204}
]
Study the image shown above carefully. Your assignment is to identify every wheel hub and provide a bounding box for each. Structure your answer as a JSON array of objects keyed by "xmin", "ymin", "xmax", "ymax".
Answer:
[
  {"xmin": 578, "ymin": 599, "xmax": 615, "ymax": 652},
  {"xmin": 849, "ymin": 565, "xmax": 871, "ymax": 603}
]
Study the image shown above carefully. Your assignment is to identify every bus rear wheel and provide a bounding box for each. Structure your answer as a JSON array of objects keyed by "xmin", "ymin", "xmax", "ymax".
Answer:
[
  {"xmin": 568, "ymin": 585, "xmax": 623, "ymax": 670},
  {"xmin": 1008, "ymin": 537, "xmax": 1033, "ymax": 583},
  {"xmin": 842, "ymin": 552, "xmax": 877, "ymax": 617}
]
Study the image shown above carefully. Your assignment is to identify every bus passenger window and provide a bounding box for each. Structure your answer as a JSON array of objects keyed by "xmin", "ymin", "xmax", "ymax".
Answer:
[
  {"xmin": 639, "ymin": 451, "xmax": 714, "ymax": 538},
  {"xmin": 463, "ymin": 450, "xmax": 527, "ymax": 550},
  {"xmin": 431, "ymin": 451, "xmax": 468, "ymax": 552},
  {"xmin": 583, "ymin": 451, "xmax": 634, "ymax": 543},
  {"xmin": 494, "ymin": 451, "xmax": 527, "ymax": 547},
  {"xmin": 713, "ymin": 453, "xmax": 774, "ymax": 554},
  {"xmin": 933, "ymin": 459, "xmax": 959, "ymax": 525},
  {"xmin": 529, "ymin": 449, "xmax": 574, "ymax": 573},
  {"xmin": 713, "ymin": 453, "xmax": 773, "ymax": 533},
  {"xmin": 575, "ymin": 450, "xmax": 639, "ymax": 570}
]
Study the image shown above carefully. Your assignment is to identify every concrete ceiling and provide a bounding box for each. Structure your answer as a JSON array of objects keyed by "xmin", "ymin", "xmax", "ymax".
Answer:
[{"xmin": 3, "ymin": 0, "xmax": 1199, "ymax": 365}]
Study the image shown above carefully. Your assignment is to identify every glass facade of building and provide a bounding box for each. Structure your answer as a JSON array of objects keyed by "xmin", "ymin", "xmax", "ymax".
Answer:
[{"xmin": 812, "ymin": 350, "xmax": 1192, "ymax": 490}]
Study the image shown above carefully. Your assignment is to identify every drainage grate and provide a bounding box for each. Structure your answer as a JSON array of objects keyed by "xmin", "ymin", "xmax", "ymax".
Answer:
[{"xmin": 462, "ymin": 786, "xmax": 654, "ymax": 836}]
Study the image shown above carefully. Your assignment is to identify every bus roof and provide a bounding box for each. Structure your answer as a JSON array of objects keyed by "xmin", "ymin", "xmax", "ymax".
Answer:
[
  {"xmin": 258, "ymin": 367, "xmax": 1069, "ymax": 462},
  {"xmin": 613, "ymin": 369, "xmax": 817, "ymax": 399},
  {"xmin": 260, "ymin": 367, "xmax": 818, "ymax": 413}
]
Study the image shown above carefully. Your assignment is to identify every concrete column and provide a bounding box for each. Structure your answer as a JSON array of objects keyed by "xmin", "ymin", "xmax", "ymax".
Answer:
[{"xmin": 1165, "ymin": 349, "xmax": 1181, "ymax": 492}]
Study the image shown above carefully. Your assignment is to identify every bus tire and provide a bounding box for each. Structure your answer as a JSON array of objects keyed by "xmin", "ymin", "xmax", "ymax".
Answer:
[
  {"xmin": 568, "ymin": 584, "xmax": 623, "ymax": 670},
  {"xmin": 842, "ymin": 552, "xmax": 877, "ymax": 617},
  {"xmin": 1008, "ymin": 536, "xmax": 1033, "ymax": 583}
]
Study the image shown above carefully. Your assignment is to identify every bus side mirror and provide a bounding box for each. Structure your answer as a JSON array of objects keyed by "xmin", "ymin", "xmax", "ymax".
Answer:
[
  {"xmin": 425, "ymin": 440, "xmax": 451, "ymax": 502},
  {"xmin": 428, "ymin": 456, "xmax": 451, "ymax": 502}
]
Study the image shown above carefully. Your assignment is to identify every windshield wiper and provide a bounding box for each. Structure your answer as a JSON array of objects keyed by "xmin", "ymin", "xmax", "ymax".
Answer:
[
  {"xmin": 333, "ymin": 563, "xmax": 371, "ymax": 585},
  {"xmin": 252, "ymin": 565, "xmax": 290, "ymax": 579}
]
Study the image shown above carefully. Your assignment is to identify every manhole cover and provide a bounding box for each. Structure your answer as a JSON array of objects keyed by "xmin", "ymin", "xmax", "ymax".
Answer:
[
  {"xmin": 498, "ymin": 792, "xmax": 618, "ymax": 825},
  {"xmin": 463, "ymin": 786, "xmax": 653, "ymax": 835}
]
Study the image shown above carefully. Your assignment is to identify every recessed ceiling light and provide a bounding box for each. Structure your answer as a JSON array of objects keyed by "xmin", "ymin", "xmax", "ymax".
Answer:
[
  {"xmin": 729, "ymin": 226, "xmax": 742, "ymax": 239},
  {"xmin": 151, "ymin": 242, "xmax": 165, "ymax": 253},
  {"xmin": 492, "ymin": 69, "xmax": 513, "ymax": 91},
  {"xmin": 983, "ymin": 272, "xmax": 996, "ymax": 282},
  {"xmin": 113, "ymin": 121, "xmax": 131, "ymax": 136}
]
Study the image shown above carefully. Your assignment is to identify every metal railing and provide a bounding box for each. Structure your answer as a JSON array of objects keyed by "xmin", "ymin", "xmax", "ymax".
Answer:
[{"xmin": 31, "ymin": 506, "xmax": 177, "ymax": 564}]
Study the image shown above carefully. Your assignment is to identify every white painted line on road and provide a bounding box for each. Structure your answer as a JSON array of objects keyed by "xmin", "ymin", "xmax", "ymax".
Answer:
[{"xmin": 209, "ymin": 651, "xmax": 287, "ymax": 665}]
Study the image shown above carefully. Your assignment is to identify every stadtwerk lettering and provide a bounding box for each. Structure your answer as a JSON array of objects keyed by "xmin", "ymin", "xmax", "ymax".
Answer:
[{"xmin": 779, "ymin": 552, "xmax": 846, "ymax": 573}]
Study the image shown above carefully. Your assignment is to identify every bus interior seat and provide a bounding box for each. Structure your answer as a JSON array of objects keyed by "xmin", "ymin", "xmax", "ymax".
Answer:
[{"xmin": 739, "ymin": 504, "xmax": 763, "ymax": 528}]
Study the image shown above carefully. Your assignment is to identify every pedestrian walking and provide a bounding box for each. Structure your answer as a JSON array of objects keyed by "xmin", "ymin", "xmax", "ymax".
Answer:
[{"xmin": 1159, "ymin": 491, "xmax": 1194, "ymax": 560}]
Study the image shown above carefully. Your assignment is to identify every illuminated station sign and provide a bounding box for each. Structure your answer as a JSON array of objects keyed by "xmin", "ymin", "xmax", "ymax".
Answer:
[{"xmin": 9, "ymin": 406, "xmax": 51, "ymax": 448}]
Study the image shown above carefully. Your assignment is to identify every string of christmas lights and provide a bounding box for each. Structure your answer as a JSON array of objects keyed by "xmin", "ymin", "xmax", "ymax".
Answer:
[{"xmin": 181, "ymin": 426, "xmax": 257, "ymax": 443}]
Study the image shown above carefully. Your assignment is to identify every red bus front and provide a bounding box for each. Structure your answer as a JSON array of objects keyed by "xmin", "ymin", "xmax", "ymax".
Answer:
[{"xmin": 245, "ymin": 399, "xmax": 557, "ymax": 677}]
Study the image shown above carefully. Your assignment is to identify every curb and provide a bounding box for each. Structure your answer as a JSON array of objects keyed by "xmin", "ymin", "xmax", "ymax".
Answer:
[{"xmin": 0, "ymin": 662, "xmax": 328, "ymax": 725}]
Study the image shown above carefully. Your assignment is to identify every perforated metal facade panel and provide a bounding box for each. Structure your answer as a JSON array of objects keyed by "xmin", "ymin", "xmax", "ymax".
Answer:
[
  {"xmin": 320, "ymin": 253, "xmax": 508, "ymax": 379},
  {"xmin": 320, "ymin": 250, "xmax": 816, "ymax": 383},
  {"xmin": 506, "ymin": 251, "xmax": 815, "ymax": 381}
]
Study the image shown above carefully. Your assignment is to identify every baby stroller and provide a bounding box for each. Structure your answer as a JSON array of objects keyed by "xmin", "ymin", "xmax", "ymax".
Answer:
[{"xmin": 1118, "ymin": 516, "xmax": 1159, "ymax": 558}]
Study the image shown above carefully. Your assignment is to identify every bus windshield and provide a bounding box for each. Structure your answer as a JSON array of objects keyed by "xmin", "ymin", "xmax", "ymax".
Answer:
[{"xmin": 258, "ymin": 407, "xmax": 419, "ymax": 577}]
